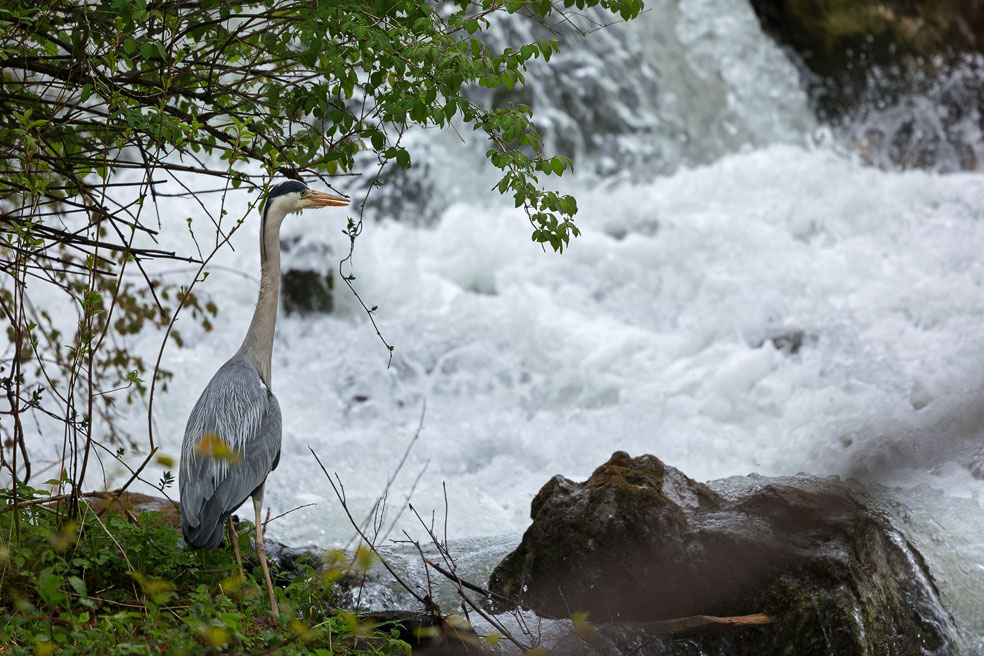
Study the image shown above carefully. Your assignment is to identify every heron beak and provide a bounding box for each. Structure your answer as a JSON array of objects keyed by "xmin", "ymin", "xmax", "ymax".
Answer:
[{"xmin": 308, "ymin": 191, "xmax": 350, "ymax": 208}]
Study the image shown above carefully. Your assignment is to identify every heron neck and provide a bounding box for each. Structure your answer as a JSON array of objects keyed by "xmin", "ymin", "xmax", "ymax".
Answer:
[{"xmin": 236, "ymin": 207, "xmax": 284, "ymax": 387}]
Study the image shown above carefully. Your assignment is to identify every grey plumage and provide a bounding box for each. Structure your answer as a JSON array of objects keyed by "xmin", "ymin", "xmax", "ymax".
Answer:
[
  {"xmin": 177, "ymin": 181, "xmax": 348, "ymax": 614},
  {"xmin": 179, "ymin": 356, "xmax": 282, "ymax": 549}
]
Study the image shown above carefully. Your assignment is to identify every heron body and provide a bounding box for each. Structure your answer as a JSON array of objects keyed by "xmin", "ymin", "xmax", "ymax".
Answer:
[
  {"xmin": 179, "ymin": 181, "xmax": 348, "ymax": 613},
  {"xmin": 179, "ymin": 356, "xmax": 282, "ymax": 549}
]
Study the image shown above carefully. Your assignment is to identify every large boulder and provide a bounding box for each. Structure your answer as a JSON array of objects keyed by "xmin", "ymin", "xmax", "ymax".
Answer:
[{"xmin": 489, "ymin": 451, "xmax": 956, "ymax": 655}]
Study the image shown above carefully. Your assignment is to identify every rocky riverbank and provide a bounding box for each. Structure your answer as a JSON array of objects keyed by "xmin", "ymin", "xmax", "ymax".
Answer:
[{"xmin": 88, "ymin": 451, "xmax": 959, "ymax": 655}]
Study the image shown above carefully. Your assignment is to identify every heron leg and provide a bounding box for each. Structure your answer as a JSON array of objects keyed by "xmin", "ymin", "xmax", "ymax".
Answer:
[
  {"xmin": 252, "ymin": 487, "xmax": 279, "ymax": 615},
  {"xmin": 228, "ymin": 517, "xmax": 245, "ymax": 584}
]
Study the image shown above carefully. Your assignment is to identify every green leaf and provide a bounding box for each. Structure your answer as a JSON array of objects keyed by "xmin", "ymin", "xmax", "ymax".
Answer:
[
  {"xmin": 67, "ymin": 576, "xmax": 88, "ymax": 598},
  {"xmin": 38, "ymin": 566, "xmax": 65, "ymax": 606}
]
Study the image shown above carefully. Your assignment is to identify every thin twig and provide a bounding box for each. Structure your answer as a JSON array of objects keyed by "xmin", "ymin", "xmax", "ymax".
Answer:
[
  {"xmin": 406, "ymin": 502, "xmax": 531, "ymax": 651},
  {"xmin": 308, "ymin": 446, "xmax": 437, "ymax": 614},
  {"xmin": 421, "ymin": 558, "xmax": 534, "ymax": 612},
  {"xmin": 357, "ymin": 399, "xmax": 427, "ymax": 540},
  {"xmin": 262, "ymin": 502, "xmax": 316, "ymax": 530}
]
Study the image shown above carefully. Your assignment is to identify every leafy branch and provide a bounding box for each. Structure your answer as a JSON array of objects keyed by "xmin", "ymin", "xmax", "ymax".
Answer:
[{"xmin": 0, "ymin": 0, "xmax": 644, "ymax": 510}]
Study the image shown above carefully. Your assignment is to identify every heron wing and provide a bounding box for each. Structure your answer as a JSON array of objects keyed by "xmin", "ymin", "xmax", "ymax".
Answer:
[{"xmin": 179, "ymin": 356, "xmax": 282, "ymax": 549}]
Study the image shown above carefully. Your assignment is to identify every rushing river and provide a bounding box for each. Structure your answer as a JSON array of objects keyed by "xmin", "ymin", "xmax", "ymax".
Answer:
[{"xmin": 13, "ymin": 0, "xmax": 984, "ymax": 651}]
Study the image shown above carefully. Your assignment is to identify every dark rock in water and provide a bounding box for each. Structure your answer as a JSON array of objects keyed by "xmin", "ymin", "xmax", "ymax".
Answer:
[
  {"xmin": 752, "ymin": 328, "xmax": 809, "ymax": 355},
  {"xmin": 278, "ymin": 234, "xmax": 336, "ymax": 315},
  {"xmin": 489, "ymin": 451, "xmax": 956, "ymax": 655},
  {"xmin": 261, "ymin": 539, "xmax": 375, "ymax": 605},
  {"xmin": 747, "ymin": 0, "xmax": 984, "ymax": 171},
  {"xmin": 749, "ymin": 1, "xmax": 984, "ymax": 81},
  {"xmin": 280, "ymin": 268, "xmax": 334, "ymax": 315},
  {"xmin": 746, "ymin": 0, "xmax": 984, "ymax": 112},
  {"xmin": 490, "ymin": 452, "xmax": 723, "ymax": 620},
  {"xmin": 264, "ymin": 540, "xmax": 327, "ymax": 581}
]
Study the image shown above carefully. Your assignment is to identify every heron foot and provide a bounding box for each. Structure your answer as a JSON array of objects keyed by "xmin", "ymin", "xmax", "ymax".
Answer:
[{"xmin": 253, "ymin": 495, "xmax": 280, "ymax": 616}]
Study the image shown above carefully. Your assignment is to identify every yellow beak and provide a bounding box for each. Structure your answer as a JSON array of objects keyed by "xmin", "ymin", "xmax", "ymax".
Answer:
[{"xmin": 308, "ymin": 191, "xmax": 350, "ymax": 207}]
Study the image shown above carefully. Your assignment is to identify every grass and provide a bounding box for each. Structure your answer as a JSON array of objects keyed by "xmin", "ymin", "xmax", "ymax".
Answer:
[{"xmin": 0, "ymin": 486, "xmax": 411, "ymax": 656}]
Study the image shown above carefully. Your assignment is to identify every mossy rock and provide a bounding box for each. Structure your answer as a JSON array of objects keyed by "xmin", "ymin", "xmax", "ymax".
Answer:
[
  {"xmin": 751, "ymin": 1, "xmax": 984, "ymax": 74},
  {"xmin": 749, "ymin": 0, "xmax": 984, "ymax": 113},
  {"xmin": 748, "ymin": 0, "xmax": 984, "ymax": 171},
  {"xmin": 489, "ymin": 451, "xmax": 956, "ymax": 655}
]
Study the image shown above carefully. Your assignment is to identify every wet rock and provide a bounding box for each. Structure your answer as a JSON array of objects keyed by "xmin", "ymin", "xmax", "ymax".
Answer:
[
  {"xmin": 748, "ymin": 0, "xmax": 984, "ymax": 170},
  {"xmin": 490, "ymin": 452, "xmax": 723, "ymax": 621},
  {"xmin": 281, "ymin": 269, "xmax": 334, "ymax": 315},
  {"xmin": 752, "ymin": 328, "xmax": 808, "ymax": 355},
  {"xmin": 264, "ymin": 540, "xmax": 327, "ymax": 581},
  {"xmin": 489, "ymin": 451, "xmax": 955, "ymax": 655},
  {"xmin": 279, "ymin": 235, "xmax": 335, "ymax": 315},
  {"xmin": 747, "ymin": 0, "xmax": 984, "ymax": 116},
  {"xmin": 260, "ymin": 538, "xmax": 375, "ymax": 603}
]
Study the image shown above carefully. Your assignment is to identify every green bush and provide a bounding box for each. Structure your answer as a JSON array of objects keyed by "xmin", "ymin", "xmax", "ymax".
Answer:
[{"xmin": 0, "ymin": 487, "xmax": 408, "ymax": 655}]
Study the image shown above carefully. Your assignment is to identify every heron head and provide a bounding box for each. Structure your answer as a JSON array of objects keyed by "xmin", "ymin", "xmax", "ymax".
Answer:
[{"xmin": 265, "ymin": 180, "xmax": 349, "ymax": 216}]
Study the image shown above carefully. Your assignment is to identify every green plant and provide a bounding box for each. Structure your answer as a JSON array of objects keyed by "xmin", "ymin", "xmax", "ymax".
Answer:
[{"xmin": 0, "ymin": 489, "xmax": 410, "ymax": 655}]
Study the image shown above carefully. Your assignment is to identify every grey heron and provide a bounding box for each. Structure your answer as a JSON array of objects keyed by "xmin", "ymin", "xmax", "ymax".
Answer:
[{"xmin": 179, "ymin": 180, "xmax": 348, "ymax": 614}]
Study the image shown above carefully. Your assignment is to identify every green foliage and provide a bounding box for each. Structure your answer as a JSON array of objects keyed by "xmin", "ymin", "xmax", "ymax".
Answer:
[
  {"xmin": 1, "ymin": 0, "xmax": 643, "ymax": 250},
  {"xmin": 0, "ymin": 489, "xmax": 409, "ymax": 655}
]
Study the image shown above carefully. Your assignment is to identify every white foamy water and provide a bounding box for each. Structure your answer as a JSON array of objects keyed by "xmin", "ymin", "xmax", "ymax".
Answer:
[{"xmin": 7, "ymin": 0, "xmax": 984, "ymax": 649}]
